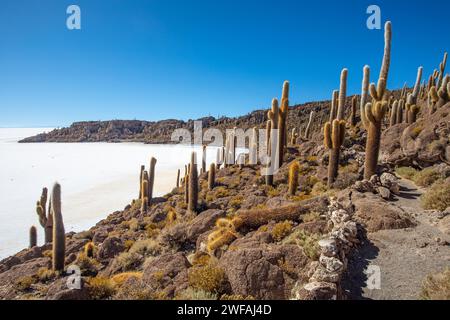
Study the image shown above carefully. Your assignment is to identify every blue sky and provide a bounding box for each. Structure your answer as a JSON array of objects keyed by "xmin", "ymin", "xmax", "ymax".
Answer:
[{"xmin": 0, "ymin": 0, "xmax": 449, "ymax": 127}]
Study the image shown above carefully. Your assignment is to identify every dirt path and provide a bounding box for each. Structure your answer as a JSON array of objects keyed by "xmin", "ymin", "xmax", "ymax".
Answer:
[{"xmin": 343, "ymin": 178, "xmax": 450, "ymax": 300}]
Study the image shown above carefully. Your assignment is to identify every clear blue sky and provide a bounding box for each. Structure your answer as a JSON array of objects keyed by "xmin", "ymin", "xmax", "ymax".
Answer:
[{"xmin": 0, "ymin": 0, "xmax": 449, "ymax": 127}]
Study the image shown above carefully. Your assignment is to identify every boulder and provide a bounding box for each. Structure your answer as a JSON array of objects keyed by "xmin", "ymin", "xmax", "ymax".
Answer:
[{"xmin": 96, "ymin": 237, "xmax": 124, "ymax": 261}]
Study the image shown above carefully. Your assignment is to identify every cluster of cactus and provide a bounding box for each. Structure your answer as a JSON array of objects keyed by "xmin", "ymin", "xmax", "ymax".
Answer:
[
  {"xmin": 288, "ymin": 161, "xmax": 300, "ymax": 195},
  {"xmin": 206, "ymin": 217, "xmax": 241, "ymax": 253},
  {"xmin": 405, "ymin": 67, "xmax": 423, "ymax": 123},
  {"xmin": 429, "ymin": 74, "xmax": 450, "ymax": 113},
  {"xmin": 35, "ymin": 187, "xmax": 53, "ymax": 243},
  {"xmin": 139, "ymin": 157, "xmax": 157, "ymax": 213},
  {"xmin": 389, "ymin": 97, "xmax": 407, "ymax": 126},
  {"xmin": 51, "ymin": 183, "xmax": 66, "ymax": 272},
  {"xmin": 361, "ymin": 21, "xmax": 392, "ymax": 180},
  {"xmin": 323, "ymin": 69, "xmax": 348, "ymax": 187},
  {"xmin": 188, "ymin": 152, "xmax": 199, "ymax": 213},
  {"xmin": 31, "ymin": 183, "xmax": 66, "ymax": 271},
  {"xmin": 264, "ymin": 81, "xmax": 290, "ymax": 185}
]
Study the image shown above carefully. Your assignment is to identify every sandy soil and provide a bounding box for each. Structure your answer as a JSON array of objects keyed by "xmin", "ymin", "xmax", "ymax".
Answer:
[{"xmin": 343, "ymin": 178, "xmax": 450, "ymax": 300}]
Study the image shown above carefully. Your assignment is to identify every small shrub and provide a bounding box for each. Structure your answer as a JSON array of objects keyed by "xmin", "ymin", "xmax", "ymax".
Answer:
[
  {"xmin": 267, "ymin": 187, "xmax": 280, "ymax": 198},
  {"xmin": 220, "ymin": 294, "xmax": 255, "ymax": 300},
  {"xmin": 115, "ymin": 251, "xmax": 144, "ymax": 271},
  {"xmin": 395, "ymin": 167, "xmax": 418, "ymax": 180},
  {"xmin": 421, "ymin": 267, "xmax": 450, "ymax": 300},
  {"xmin": 188, "ymin": 264, "xmax": 226, "ymax": 294},
  {"xmin": 421, "ymin": 180, "xmax": 450, "ymax": 211},
  {"xmin": 214, "ymin": 187, "xmax": 230, "ymax": 199},
  {"xmin": 145, "ymin": 223, "xmax": 160, "ymax": 238},
  {"xmin": 87, "ymin": 277, "xmax": 117, "ymax": 300},
  {"xmin": 111, "ymin": 272, "xmax": 142, "ymax": 287},
  {"xmin": 283, "ymin": 229, "xmax": 321, "ymax": 260},
  {"xmin": 15, "ymin": 276, "xmax": 36, "ymax": 291},
  {"xmin": 36, "ymin": 267, "xmax": 57, "ymax": 283},
  {"xmin": 75, "ymin": 252, "xmax": 100, "ymax": 275},
  {"xmin": 271, "ymin": 220, "xmax": 293, "ymax": 242},
  {"xmin": 302, "ymin": 211, "xmax": 321, "ymax": 223},
  {"xmin": 414, "ymin": 168, "xmax": 441, "ymax": 187},
  {"xmin": 129, "ymin": 239, "xmax": 161, "ymax": 257},
  {"xmin": 229, "ymin": 196, "xmax": 243, "ymax": 209},
  {"xmin": 311, "ymin": 181, "xmax": 327, "ymax": 195},
  {"xmin": 176, "ymin": 288, "xmax": 218, "ymax": 300},
  {"xmin": 124, "ymin": 239, "xmax": 135, "ymax": 251},
  {"xmin": 113, "ymin": 278, "xmax": 165, "ymax": 300},
  {"xmin": 411, "ymin": 126, "xmax": 423, "ymax": 139}
]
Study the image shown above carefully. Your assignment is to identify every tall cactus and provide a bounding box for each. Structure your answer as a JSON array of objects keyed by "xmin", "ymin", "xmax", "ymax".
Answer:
[
  {"xmin": 396, "ymin": 99, "xmax": 404, "ymax": 124},
  {"xmin": 36, "ymin": 187, "xmax": 53, "ymax": 243},
  {"xmin": 51, "ymin": 183, "xmax": 65, "ymax": 272},
  {"xmin": 405, "ymin": 67, "xmax": 423, "ymax": 124},
  {"xmin": 138, "ymin": 165, "xmax": 144, "ymax": 199},
  {"xmin": 147, "ymin": 157, "xmax": 157, "ymax": 205},
  {"xmin": 280, "ymin": 81, "xmax": 290, "ymax": 150},
  {"xmin": 362, "ymin": 21, "xmax": 392, "ymax": 180},
  {"xmin": 390, "ymin": 100, "xmax": 399, "ymax": 127},
  {"xmin": 201, "ymin": 145, "xmax": 207, "ymax": 174},
  {"xmin": 141, "ymin": 171, "xmax": 149, "ymax": 213},
  {"xmin": 29, "ymin": 226, "xmax": 37, "ymax": 248},
  {"xmin": 360, "ymin": 65, "xmax": 370, "ymax": 129},
  {"xmin": 304, "ymin": 111, "xmax": 314, "ymax": 139},
  {"xmin": 323, "ymin": 69, "xmax": 348, "ymax": 187},
  {"xmin": 324, "ymin": 120, "xmax": 346, "ymax": 188},
  {"xmin": 288, "ymin": 161, "xmax": 300, "ymax": 196},
  {"xmin": 350, "ymin": 96, "xmax": 357, "ymax": 126},
  {"xmin": 290, "ymin": 128, "xmax": 297, "ymax": 145},
  {"xmin": 208, "ymin": 163, "xmax": 216, "ymax": 190},
  {"xmin": 188, "ymin": 152, "xmax": 198, "ymax": 213},
  {"xmin": 249, "ymin": 127, "xmax": 258, "ymax": 165},
  {"xmin": 266, "ymin": 98, "xmax": 279, "ymax": 186},
  {"xmin": 176, "ymin": 169, "xmax": 180, "ymax": 188},
  {"xmin": 278, "ymin": 96, "xmax": 288, "ymax": 165},
  {"xmin": 330, "ymin": 90, "xmax": 338, "ymax": 122},
  {"xmin": 437, "ymin": 52, "xmax": 448, "ymax": 89}
]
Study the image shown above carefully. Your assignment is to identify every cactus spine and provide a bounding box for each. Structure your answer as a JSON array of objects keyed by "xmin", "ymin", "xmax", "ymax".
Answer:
[
  {"xmin": 147, "ymin": 157, "xmax": 157, "ymax": 205},
  {"xmin": 29, "ymin": 226, "xmax": 37, "ymax": 248},
  {"xmin": 288, "ymin": 161, "xmax": 300, "ymax": 196},
  {"xmin": 363, "ymin": 21, "xmax": 392, "ymax": 180},
  {"xmin": 208, "ymin": 163, "xmax": 216, "ymax": 190},
  {"xmin": 188, "ymin": 152, "xmax": 199, "ymax": 213},
  {"xmin": 51, "ymin": 183, "xmax": 65, "ymax": 272}
]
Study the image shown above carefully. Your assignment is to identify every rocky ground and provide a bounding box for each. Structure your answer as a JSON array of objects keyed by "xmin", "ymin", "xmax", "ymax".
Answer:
[{"xmin": 1, "ymin": 98, "xmax": 449, "ymax": 300}]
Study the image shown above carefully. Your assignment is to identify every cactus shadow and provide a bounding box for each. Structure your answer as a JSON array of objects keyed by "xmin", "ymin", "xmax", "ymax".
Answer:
[{"xmin": 341, "ymin": 234, "xmax": 379, "ymax": 300}]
